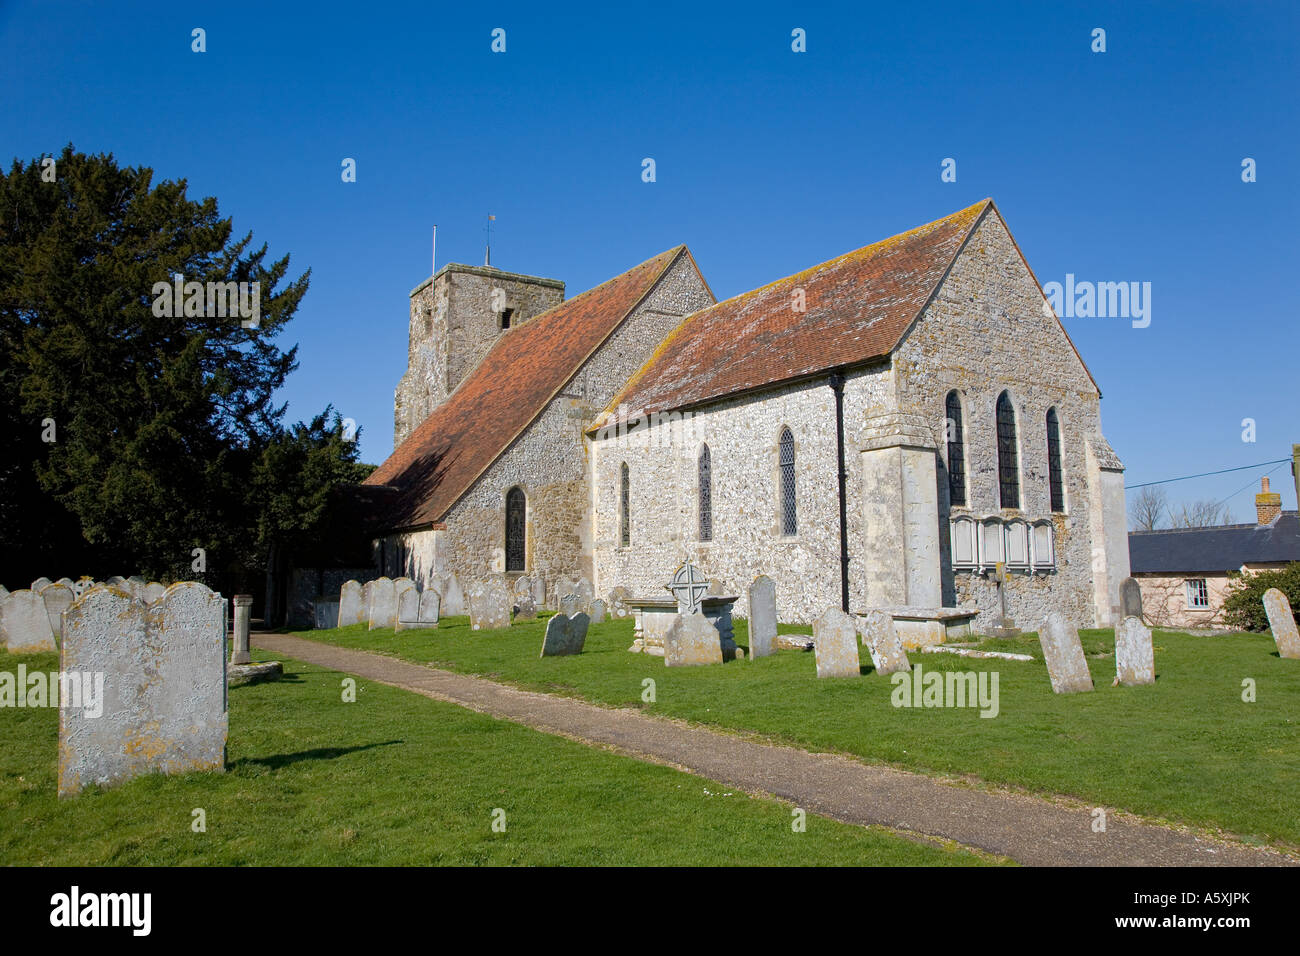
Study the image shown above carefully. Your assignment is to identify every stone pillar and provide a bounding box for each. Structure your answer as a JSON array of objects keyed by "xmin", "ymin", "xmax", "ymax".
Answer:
[
  {"xmin": 859, "ymin": 413, "xmax": 942, "ymax": 609},
  {"xmin": 231, "ymin": 594, "xmax": 253, "ymax": 665},
  {"xmin": 1085, "ymin": 436, "xmax": 1129, "ymax": 627}
]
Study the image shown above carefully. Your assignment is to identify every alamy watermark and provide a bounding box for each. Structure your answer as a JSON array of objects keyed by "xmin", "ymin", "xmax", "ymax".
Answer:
[
  {"xmin": 1041, "ymin": 275, "xmax": 1151, "ymax": 328},
  {"xmin": 0, "ymin": 665, "xmax": 104, "ymax": 718},
  {"xmin": 890, "ymin": 663, "xmax": 999, "ymax": 718},
  {"xmin": 151, "ymin": 275, "xmax": 261, "ymax": 328}
]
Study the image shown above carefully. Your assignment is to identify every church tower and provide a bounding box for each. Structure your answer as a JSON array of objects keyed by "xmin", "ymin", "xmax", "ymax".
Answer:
[{"xmin": 394, "ymin": 262, "xmax": 565, "ymax": 446}]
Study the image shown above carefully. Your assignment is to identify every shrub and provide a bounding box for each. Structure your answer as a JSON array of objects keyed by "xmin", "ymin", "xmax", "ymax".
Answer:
[{"xmin": 1221, "ymin": 562, "xmax": 1300, "ymax": 631}]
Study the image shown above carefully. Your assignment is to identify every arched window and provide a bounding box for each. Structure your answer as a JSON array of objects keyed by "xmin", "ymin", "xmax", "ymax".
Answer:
[
  {"xmin": 619, "ymin": 463, "xmax": 630, "ymax": 547},
  {"xmin": 1046, "ymin": 408, "xmax": 1064, "ymax": 513},
  {"xmin": 996, "ymin": 391, "xmax": 1020, "ymax": 509},
  {"xmin": 505, "ymin": 487, "xmax": 526, "ymax": 572},
  {"xmin": 944, "ymin": 391, "xmax": 967, "ymax": 507},
  {"xmin": 779, "ymin": 427, "xmax": 797, "ymax": 535},
  {"xmin": 698, "ymin": 445, "xmax": 713, "ymax": 541}
]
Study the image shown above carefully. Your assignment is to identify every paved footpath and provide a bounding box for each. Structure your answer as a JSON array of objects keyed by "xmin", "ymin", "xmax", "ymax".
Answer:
[{"xmin": 254, "ymin": 633, "xmax": 1294, "ymax": 867}]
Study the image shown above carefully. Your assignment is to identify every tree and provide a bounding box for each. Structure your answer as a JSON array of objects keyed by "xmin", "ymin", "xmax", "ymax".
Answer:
[
  {"xmin": 0, "ymin": 146, "xmax": 355, "ymax": 588},
  {"xmin": 1222, "ymin": 562, "xmax": 1300, "ymax": 632},
  {"xmin": 1169, "ymin": 499, "xmax": 1233, "ymax": 528},
  {"xmin": 1129, "ymin": 485, "xmax": 1168, "ymax": 531}
]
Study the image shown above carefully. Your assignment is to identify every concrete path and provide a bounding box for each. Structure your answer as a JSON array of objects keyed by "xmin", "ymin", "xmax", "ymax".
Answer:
[{"xmin": 253, "ymin": 632, "xmax": 1294, "ymax": 867}]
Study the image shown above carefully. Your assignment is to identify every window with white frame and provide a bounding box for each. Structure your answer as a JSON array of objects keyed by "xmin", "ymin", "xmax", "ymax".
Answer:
[{"xmin": 1185, "ymin": 578, "xmax": 1210, "ymax": 609}]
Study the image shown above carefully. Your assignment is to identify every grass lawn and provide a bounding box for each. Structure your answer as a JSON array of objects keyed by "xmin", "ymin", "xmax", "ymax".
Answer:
[
  {"xmin": 0, "ymin": 649, "xmax": 992, "ymax": 866},
  {"xmin": 299, "ymin": 614, "xmax": 1300, "ymax": 850}
]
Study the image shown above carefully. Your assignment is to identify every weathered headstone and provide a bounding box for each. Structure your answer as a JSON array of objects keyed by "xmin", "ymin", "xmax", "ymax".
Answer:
[
  {"xmin": 31, "ymin": 577, "xmax": 53, "ymax": 593},
  {"xmin": 1039, "ymin": 612, "xmax": 1094, "ymax": 693},
  {"xmin": 1, "ymin": 589, "xmax": 58, "ymax": 652},
  {"xmin": 56, "ymin": 577, "xmax": 76, "ymax": 589},
  {"xmin": 338, "ymin": 580, "xmax": 365, "ymax": 627},
  {"xmin": 368, "ymin": 577, "xmax": 397, "ymax": 630},
  {"xmin": 396, "ymin": 586, "xmax": 440, "ymax": 631},
  {"xmin": 540, "ymin": 612, "xmax": 589, "ymax": 657},
  {"xmin": 442, "ymin": 573, "xmax": 466, "ymax": 616},
  {"xmin": 607, "ymin": 587, "xmax": 631, "ymax": 619},
  {"xmin": 748, "ymin": 575, "xmax": 778, "ymax": 659},
  {"xmin": 664, "ymin": 612, "xmax": 723, "ymax": 667},
  {"xmin": 72, "ymin": 578, "xmax": 96, "ymax": 599},
  {"xmin": 857, "ymin": 610, "xmax": 911, "ymax": 676},
  {"xmin": 59, "ymin": 582, "xmax": 227, "ymax": 797},
  {"xmin": 667, "ymin": 560, "xmax": 709, "ymax": 616},
  {"xmin": 588, "ymin": 598, "xmax": 607, "ymax": 624},
  {"xmin": 104, "ymin": 576, "xmax": 127, "ymax": 589},
  {"xmin": 393, "ymin": 577, "xmax": 416, "ymax": 604},
  {"xmin": 531, "ymin": 575, "xmax": 546, "ymax": 608},
  {"xmin": 468, "ymin": 577, "xmax": 511, "ymax": 631},
  {"xmin": 392, "ymin": 579, "xmax": 417, "ymax": 624},
  {"xmin": 560, "ymin": 592, "xmax": 581, "ymax": 619},
  {"xmin": 126, "ymin": 576, "xmax": 146, "ymax": 601},
  {"xmin": 143, "ymin": 582, "xmax": 167, "ymax": 605},
  {"xmin": 0, "ymin": 585, "xmax": 8, "ymax": 600},
  {"xmin": 314, "ymin": 599, "xmax": 340, "ymax": 630},
  {"xmin": 231, "ymin": 594, "xmax": 253, "ymax": 664},
  {"xmin": 813, "ymin": 607, "xmax": 860, "ymax": 678},
  {"xmin": 1263, "ymin": 588, "xmax": 1300, "ymax": 660},
  {"xmin": 1120, "ymin": 577, "xmax": 1144, "ymax": 622},
  {"xmin": 42, "ymin": 584, "xmax": 75, "ymax": 642},
  {"xmin": 1114, "ymin": 615, "xmax": 1154, "ymax": 685},
  {"xmin": 513, "ymin": 592, "xmax": 538, "ymax": 621}
]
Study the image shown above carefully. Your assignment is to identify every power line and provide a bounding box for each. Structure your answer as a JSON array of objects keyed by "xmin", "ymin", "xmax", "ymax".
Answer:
[
  {"xmin": 1212, "ymin": 461, "xmax": 1290, "ymax": 511},
  {"xmin": 1125, "ymin": 457, "xmax": 1290, "ymax": 491}
]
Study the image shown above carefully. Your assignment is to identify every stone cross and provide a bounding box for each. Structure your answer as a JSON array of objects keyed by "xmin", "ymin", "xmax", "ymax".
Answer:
[
  {"xmin": 667, "ymin": 559, "xmax": 709, "ymax": 616},
  {"xmin": 988, "ymin": 562, "xmax": 1021, "ymax": 638}
]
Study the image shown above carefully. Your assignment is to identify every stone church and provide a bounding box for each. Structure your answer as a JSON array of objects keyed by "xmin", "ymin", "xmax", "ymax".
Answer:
[{"xmin": 361, "ymin": 199, "xmax": 1131, "ymax": 630}]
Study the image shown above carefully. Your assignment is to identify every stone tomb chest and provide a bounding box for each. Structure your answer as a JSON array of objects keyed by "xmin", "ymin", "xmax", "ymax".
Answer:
[{"xmin": 628, "ymin": 597, "xmax": 739, "ymax": 659}]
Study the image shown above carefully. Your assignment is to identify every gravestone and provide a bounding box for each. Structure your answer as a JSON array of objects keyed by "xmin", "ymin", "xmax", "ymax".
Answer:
[
  {"xmin": 813, "ymin": 607, "xmax": 860, "ymax": 678},
  {"xmin": 1120, "ymin": 577, "xmax": 1144, "ymax": 621},
  {"xmin": 73, "ymin": 578, "xmax": 97, "ymax": 599},
  {"xmin": 1039, "ymin": 612, "xmax": 1094, "ymax": 693},
  {"xmin": 588, "ymin": 598, "xmax": 607, "ymax": 624},
  {"xmin": 554, "ymin": 574, "xmax": 594, "ymax": 613},
  {"xmin": 857, "ymin": 609, "xmax": 911, "ymax": 676},
  {"xmin": 540, "ymin": 611, "xmax": 589, "ymax": 657},
  {"xmin": 469, "ymin": 577, "xmax": 511, "ymax": 631},
  {"xmin": 748, "ymin": 575, "xmax": 778, "ymax": 659},
  {"xmin": 442, "ymin": 573, "xmax": 466, "ymax": 616},
  {"xmin": 314, "ymin": 599, "xmax": 340, "ymax": 630},
  {"xmin": 144, "ymin": 582, "xmax": 167, "ymax": 605},
  {"xmin": 368, "ymin": 577, "xmax": 397, "ymax": 630},
  {"xmin": 0, "ymin": 585, "xmax": 8, "ymax": 600},
  {"xmin": 31, "ymin": 577, "xmax": 53, "ymax": 593},
  {"xmin": 1263, "ymin": 588, "xmax": 1300, "ymax": 659},
  {"xmin": 1, "ymin": 589, "xmax": 58, "ymax": 652},
  {"xmin": 126, "ymin": 576, "xmax": 146, "ymax": 601},
  {"xmin": 360, "ymin": 580, "xmax": 376, "ymax": 621},
  {"xmin": 396, "ymin": 589, "xmax": 441, "ymax": 632},
  {"xmin": 338, "ymin": 580, "xmax": 365, "ymax": 626},
  {"xmin": 560, "ymin": 593, "xmax": 582, "ymax": 619},
  {"xmin": 514, "ymin": 575, "xmax": 533, "ymax": 599},
  {"xmin": 987, "ymin": 563, "xmax": 1020, "ymax": 638},
  {"xmin": 393, "ymin": 577, "xmax": 416, "ymax": 605},
  {"xmin": 513, "ymin": 592, "xmax": 538, "ymax": 621},
  {"xmin": 105, "ymin": 576, "xmax": 126, "ymax": 589},
  {"xmin": 531, "ymin": 576, "xmax": 546, "ymax": 608},
  {"xmin": 607, "ymin": 587, "xmax": 631, "ymax": 618},
  {"xmin": 1114, "ymin": 615, "xmax": 1154, "ymax": 685},
  {"xmin": 664, "ymin": 612, "xmax": 723, "ymax": 667},
  {"xmin": 56, "ymin": 577, "xmax": 75, "ymax": 589},
  {"xmin": 59, "ymin": 582, "xmax": 227, "ymax": 797},
  {"xmin": 42, "ymin": 584, "xmax": 76, "ymax": 642}
]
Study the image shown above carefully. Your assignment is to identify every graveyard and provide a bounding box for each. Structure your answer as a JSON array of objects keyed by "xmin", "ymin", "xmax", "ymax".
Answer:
[
  {"xmin": 0, "ymin": 642, "xmax": 992, "ymax": 866},
  {"xmin": 297, "ymin": 609, "xmax": 1300, "ymax": 850}
]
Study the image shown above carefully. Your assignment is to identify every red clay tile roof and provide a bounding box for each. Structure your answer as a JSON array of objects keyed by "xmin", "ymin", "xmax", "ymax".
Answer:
[
  {"xmin": 364, "ymin": 247, "xmax": 687, "ymax": 530},
  {"xmin": 603, "ymin": 199, "xmax": 1075, "ymax": 423}
]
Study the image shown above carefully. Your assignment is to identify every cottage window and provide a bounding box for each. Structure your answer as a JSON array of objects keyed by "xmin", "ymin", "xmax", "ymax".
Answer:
[{"xmin": 1185, "ymin": 578, "xmax": 1210, "ymax": 609}]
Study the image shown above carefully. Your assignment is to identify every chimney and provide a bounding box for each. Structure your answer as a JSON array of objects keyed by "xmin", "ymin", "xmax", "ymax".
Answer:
[{"xmin": 1255, "ymin": 476, "xmax": 1281, "ymax": 525}]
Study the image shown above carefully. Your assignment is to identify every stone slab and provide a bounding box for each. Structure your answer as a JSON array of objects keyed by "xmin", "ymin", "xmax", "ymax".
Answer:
[
  {"xmin": 368, "ymin": 577, "xmax": 397, "ymax": 630},
  {"xmin": 469, "ymin": 577, "xmax": 511, "ymax": 631},
  {"xmin": 2, "ymin": 589, "xmax": 58, "ymax": 652},
  {"xmin": 664, "ymin": 612, "xmax": 723, "ymax": 667},
  {"xmin": 314, "ymin": 600, "xmax": 340, "ymax": 630},
  {"xmin": 58, "ymin": 583, "xmax": 227, "ymax": 797},
  {"xmin": 1115, "ymin": 615, "xmax": 1154, "ymax": 686},
  {"xmin": 338, "ymin": 580, "xmax": 364, "ymax": 627},
  {"xmin": 42, "ymin": 584, "xmax": 75, "ymax": 643},
  {"xmin": 588, "ymin": 598, "xmax": 607, "ymax": 625},
  {"xmin": 813, "ymin": 607, "xmax": 860, "ymax": 678},
  {"xmin": 1120, "ymin": 576, "xmax": 1144, "ymax": 621},
  {"xmin": 748, "ymin": 575, "xmax": 777, "ymax": 659},
  {"xmin": 228, "ymin": 661, "xmax": 283, "ymax": 687},
  {"xmin": 540, "ymin": 612, "xmax": 589, "ymax": 657},
  {"xmin": 1039, "ymin": 612, "xmax": 1094, "ymax": 693},
  {"xmin": 1263, "ymin": 588, "xmax": 1299, "ymax": 659},
  {"xmin": 857, "ymin": 609, "xmax": 911, "ymax": 675}
]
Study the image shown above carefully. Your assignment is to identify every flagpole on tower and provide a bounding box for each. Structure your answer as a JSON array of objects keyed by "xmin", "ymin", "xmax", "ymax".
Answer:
[
  {"xmin": 431, "ymin": 225, "xmax": 437, "ymax": 280},
  {"xmin": 485, "ymin": 214, "xmax": 495, "ymax": 267}
]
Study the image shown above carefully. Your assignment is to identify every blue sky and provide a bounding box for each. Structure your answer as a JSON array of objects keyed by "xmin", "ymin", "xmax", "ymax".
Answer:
[{"xmin": 3, "ymin": 0, "xmax": 1297, "ymax": 521}]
